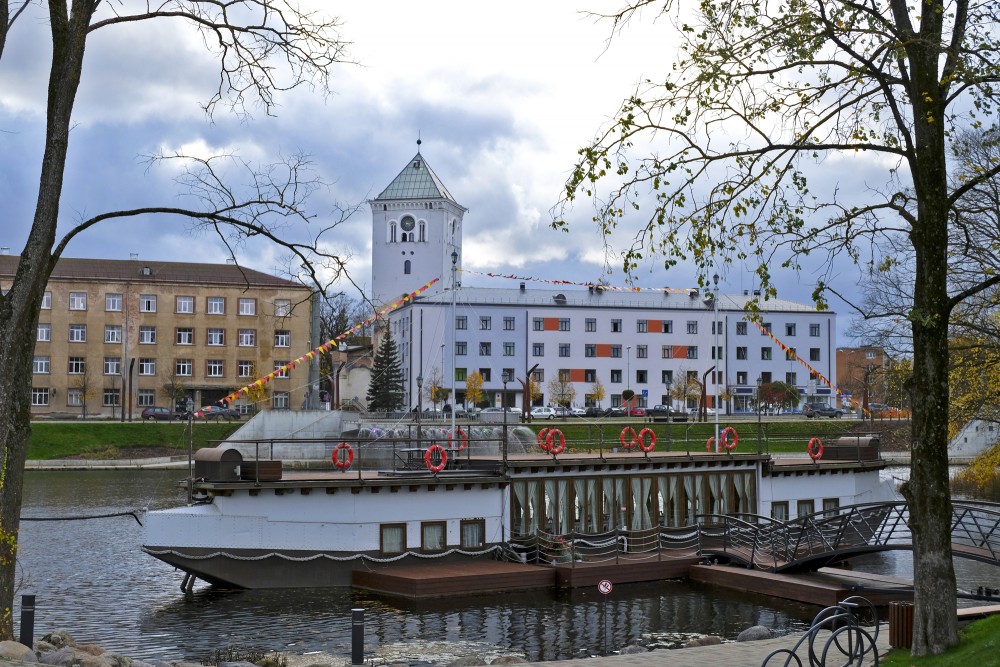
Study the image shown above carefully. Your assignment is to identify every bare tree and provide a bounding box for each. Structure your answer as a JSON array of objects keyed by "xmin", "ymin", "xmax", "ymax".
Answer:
[
  {"xmin": 559, "ymin": 0, "xmax": 1000, "ymax": 652},
  {"xmin": 548, "ymin": 373, "xmax": 577, "ymax": 408},
  {"xmin": 0, "ymin": 0, "xmax": 352, "ymax": 639}
]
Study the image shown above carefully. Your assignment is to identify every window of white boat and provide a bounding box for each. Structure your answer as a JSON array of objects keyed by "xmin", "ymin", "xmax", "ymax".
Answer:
[
  {"xmin": 797, "ymin": 499, "xmax": 815, "ymax": 519},
  {"xmin": 421, "ymin": 521, "xmax": 446, "ymax": 552},
  {"xmin": 460, "ymin": 519, "xmax": 485, "ymax": 549},
  {"xmin": 771, "ymin": 501, "xmax": 789, "ymax": 521},
  {"xmin": 380, "ymin": 524, "xmax": 406, "ymax": 555},
  {"xmin": 822, "ymin": 498, "xmax": 840, "ymax": 512}
]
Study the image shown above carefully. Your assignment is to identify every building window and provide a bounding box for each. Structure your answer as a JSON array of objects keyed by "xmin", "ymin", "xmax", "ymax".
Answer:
[
  {"xmin": 480, "ymin": 316, "xmax": 491, "ymax": 330},
  {"xmin": 736, "ymin": 371, "xmax": 747, "ymax": 385},
  {"xmin": 176, "ymin": 327, "xmax": 194, "ymax": 345},
  {"xmin": 585, "ymin": 318, "xmax": 597, "ymax": 332},
  {"xmin": 533, "ymin": 318, "xmax": 544, "ymax": 331},
  {"xmin": 532, "ymin": 369, "xmax": 544, "ymax": 383},
  {"xmin": 712, "ymin": 321, "xmax": 723, "ymax": 335},
  {"xmin": 797, "ymin": 499, "xmax": 815, "ymax": 518},
  {"xmin": 41, "ymin": 292, "xmax": 51, "ymax": 309},
  {"xmin": 274, "ymin": 299, "xmax": 291, "ymax": 317},
  {"xmin": 585, "ymin": 369, "xmax": 597, "ymax": 383},
  {"xmin": 771, "ymin": 501, "xmax": 789, "ymax": 521},
  {"xmin": 558, "ymin": 318, "xmax": 570, "ymax": 332},
  {"xmin": 239, "ymin": 298, "xmax": 256, "ymax": 316},
  {"xmin": 207, "ymin": 328, "xmax": 225, "ymax": 346},
  {"xmin": 585, "ymin": 344, "xmax": 596, "ymax": 357},
  {"xmin": 663, "ymin": 320, "xmax": 673, "ymax": 333},
  {"xmin": 636, "ymin": 345, "xmax": 647, "ymax": 359},
  {"xmin": 176, "ymin": 296, "xmax": 194, "ymax": 314},
  {"xmin": 380, "ymin": 523, "xmax": 406, "ymax": 555},
  {"xmin": 736, "ymin": 321, "xmax": 747, "ymax": 335},
  {"xmin": 175, "ymin": 359, "xmax": 193, "ymax": 376},
  {"xmin": 272, "ymin": 361, "xmax": 288, "ymax": 378},
  {"xmin": 139, "ymin": 359, "xmax": 156, "ymax": 375},
  {"xmin": 456, "ymin": 341, "xmax": 467, "ymax": 356},
  {"xmin": 761, "ymin": 348, "xmax": 772, "ymax": 360},
  {"xmin": 479, "ymin": 368, "xmax": 492, "ymax": 382},
  {"xmin": 455, "ymin": 368, "xmax": 467, "ymax": 381},
  {"xmin": 533, "ymin": 343, "xmax": 544, "ymax": 356},
  {"xmin": 207, "ymin": 360, "xmax": 225, "ymax": 377},
  {"xmin": 662, "ymin": 346, "xmax": 673, "ymax": 359},
  {"xmin": 31, "ymin": 388, "xmax": 49, "ymax": 406},
  {"xmin": 786, "ymin": 372, "xmax": 798, "ymax": 385},
  {"xmin": 823, "ymin": 498, "xmax": 840, "ymax": 512},
  {"xmin": 105, "ymin": 325, "xmax": 122, "ymax": 344},
  {"xmin": 460, "ymin": 519, "xmax": 485, "ymax": 548},
  {"xmin": 139, "ymin": 294, "xmax": 157, "ymax": 312},
  {"xmin": 866, "ymin": 350, "xmax": 876, "ymax": 359},
  {"xmin": 611, "ymin": 345, "xmax": 622, "ymax": 358},
  {"xmin": 687, "ymin": 347, "xmax": 698, "ymax": 359},
  {"xmin": 503, "ymin": 316, "xmax": 515, "ymax": 331},
  {"xmin": 421, "ymin": 521, "xmax": 446, "ymax": 552},
  {"xmin": 810, "ymin": 348, "xmax": 821, "ymax": 361},
  {"xmin": 37, "ymin": 324, "xmax": 51, "ymax": 342},
  {"xmin": 105, "ymin": 293, "xmax": 122, "ymax": 312},
  {"xmin": 139, "ymin": 326, "xmax": 156, "ymax": 344},
  {"xmin": 103, "ymin": 388, "xmax": 121, "ymax": 407},
  {"xmin": 69, "ymin": 292, "xmax": 87, "ymax": 310},
  {"xmin": 503, "ymin": 342, "xmax": 515, "ymax": 356},
  {"xmin": 785, "ymin": 323, "xmax": 796, "ymax": 336},
  {"xmin": 137, "ymin": 389, "xmax": 155, "ymax": 407},
  {"xmin": 636, "ymin": 370, "xmax": 647, "ymax": 383},
  {"xmin": 686, "ymin": 321, "xmax": 698, "ymax": 334},
  {"xmin": 33, "ymin": 356, "xmax": 50, "ymax": 374},
  {"xmin": 559, "ymin": 344, "xmax": 570, "ymax": 357},
  {"xmin": 67, "ymin": 389, "xmax": 82, "ymax": 407},
  {"xmin": 479, "ymin": 342, "xmax": 491, "ymax": 356},
  {"xmin": 760, "ymin": 371, "xmax": 772, "ymax": 383},
  {"xmin": 736, "ymin": 347, "xmax": 747, "ymax": 360},
  {"xmin": 610, "ymin": 370, "xmax": 622, "ymax": 383},
  {"xmin": 456, "ymin": 316, "xmax": 467, "ymax": 330},
  {"xmin": 238, "ymin": 329, "xmax": 256, "ymax": 347},
  {"xmin": 238, "ymin": 360, "xmax": 254, "ymax": 378},
  {"xmin": 637, "ymin": 320, "xmax": 647, "ymax": 333},
  {"xmin": 662, "ymin": 370, "xmax": 674, "ymax": 385},
  {"xmin": 274, "ymin": 330, "xmax": 290, "ymax": 347},
  {"xmin": 611, "ymin": 319, "xmax": 622, "ymax": 333},
  {"xmin": 786, "ymin": 347, "xmax": 797, "ymax": 361},
  {"xmin": 762, "ymin": 322, "xmax": 772, "ymax": 334},
  {"xmin": 810, "ymin": 324, "xmax": 821, "ymax": 337},
  {"xmin": 207, "ymin": 297, "xmax": 225, "ymax": 314},
  {"xmin": 104, "ymin": 357, "xmax": 121, "ymax": 375}
]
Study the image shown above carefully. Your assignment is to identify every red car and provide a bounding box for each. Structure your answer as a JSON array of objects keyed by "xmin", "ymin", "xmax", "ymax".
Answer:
[{"xmin": 627, "ymin": 407, "xmax": 646, "ymax": 417}]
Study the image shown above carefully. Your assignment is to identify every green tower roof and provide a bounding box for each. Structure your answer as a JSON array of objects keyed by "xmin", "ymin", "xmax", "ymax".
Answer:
[{"xmin": 375, "ymin": 153, "xmax": 457, "ymax": 202}]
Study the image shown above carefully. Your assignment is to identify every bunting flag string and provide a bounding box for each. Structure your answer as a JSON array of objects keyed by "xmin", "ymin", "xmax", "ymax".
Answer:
[
  {"xmin": 218, "ymin": 277, "xmax": 441, "ymax": 406},
  {"xmin": 751, "ymin": 320, "xmax": 847, "ymax": 398},
  {"xmin": 462, "ymin": 269, "xmax": 701, "ymax": 294}
]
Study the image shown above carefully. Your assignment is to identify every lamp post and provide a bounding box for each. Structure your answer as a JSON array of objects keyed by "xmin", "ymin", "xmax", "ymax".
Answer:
[
  {"xmin": 502, "ymin": 369, "xmax": 512, "ymax": 466},
  {"xmin": 756, "ymin": 376, "xmax": 763, "ymax": 454},
  {"xmin": 416, "ymin": 374, "xmax": 423, "ymax": 441},
  {"xmin": 626, "ymin": 345, "xmax": 632, "ymax": 411},
  {"xmin": 713, "ymin": 273, "xmax": 720, "ymax": 450},
  {"xmin": 450, "ymin": 250, "xmax": 458, "ymax": 436},
  {"xmin": 665, "ymin": 374, "xmax": 673, "ymax": 449}
]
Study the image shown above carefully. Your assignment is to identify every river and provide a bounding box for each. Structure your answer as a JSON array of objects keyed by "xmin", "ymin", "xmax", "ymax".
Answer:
[{"xmin": 12, "ymin": 468, "xmax": 1000, "ymax": 664}]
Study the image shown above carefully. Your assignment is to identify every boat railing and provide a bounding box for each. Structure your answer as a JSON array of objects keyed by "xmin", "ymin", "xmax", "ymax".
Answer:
[{"xmin": 509, "ymin": 524, "xmax": 702, "ymax": 566}]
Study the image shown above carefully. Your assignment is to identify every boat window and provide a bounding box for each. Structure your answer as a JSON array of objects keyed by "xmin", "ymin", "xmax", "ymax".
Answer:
[
  {"xmin": 421, "ymin": 521, "xmax": 446, "ymax": 552},
  {"xmin": 460, "ymin": 519, "xmax": 485, "ymax": 549},
  {"xmin": 380, "ymin": 523, "xmax": 407, "ymax": 555}
]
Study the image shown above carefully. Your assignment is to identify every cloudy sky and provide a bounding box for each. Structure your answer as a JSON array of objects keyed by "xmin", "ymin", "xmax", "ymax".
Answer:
[{"xmin": 0, "ymin": 2, "xmax": 875, "ymax": 340}]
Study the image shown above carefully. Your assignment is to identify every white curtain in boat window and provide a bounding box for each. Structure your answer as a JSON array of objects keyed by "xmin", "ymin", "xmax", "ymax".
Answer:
[
  {"xmin": 574, "ymin": 479, "xmax": 587, "ymax": 533},
  {"xmin": 588, "ymin": 478, "xmax": 601, "ymax": 533},
  {"xmin": 527, "ymin": 480, "xmax": 539, "ymax": 533},
  {"xmin": 742, "ymin": 473, "xmax": 755, "ymax": 515},
  {"xmin": 461, "ymin": 520, "xmax": 484, "ymax": 548},
  {"xmin": 558, "ymin": 480, "xmax": 571, "ymax": 534},
  {"xmin": 667, "ymin": 476, "xmax": 680, "ymax": 527},
  {"xmin": 631, "ymin": 477, "xmax": 653, "ymax": 530},
  {"xmin": 683, "ymin": 475, "xmax": 695, "ymax": 525},
  {"xmin": 544, "ymin": 480, "xmax": 556, "ymax": 534},
  {"xmin": 381, "ymin": 524, "xmax": 405, "ymax": 554},
  {"xmin": 708, "ymin": 474, "xmax": 721, "ymax": 515},
  {"xmin": 422, "ymin": 523, "xmax": 445, "ymax": 551},
  {"xmin": 720, "ymin": 472, "xmax": 732, "ymax": 515},
  {"xmin": 512, "ymin": 482, "xmax": 527, "ymax": 535}
]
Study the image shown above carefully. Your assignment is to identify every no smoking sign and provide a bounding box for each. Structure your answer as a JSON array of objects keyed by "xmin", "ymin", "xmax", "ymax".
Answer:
[{"xmin": 598, "ymin": 579, "xmax": 613, "ymax": 595}]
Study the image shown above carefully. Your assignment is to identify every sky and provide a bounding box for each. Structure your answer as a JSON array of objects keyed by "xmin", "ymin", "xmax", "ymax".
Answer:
[{"xmin": 0, "ymin": 2, "xmax": 882, "ymax": 343}]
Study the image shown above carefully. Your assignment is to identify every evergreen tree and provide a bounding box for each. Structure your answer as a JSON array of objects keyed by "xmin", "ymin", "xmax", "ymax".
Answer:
[{"xmin": 366, "ymin": 333, "xmax": 404, "ymax": 411}]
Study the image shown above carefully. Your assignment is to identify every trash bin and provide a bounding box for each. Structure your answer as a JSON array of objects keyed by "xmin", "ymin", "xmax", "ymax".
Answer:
[{"xmin": 888, "ymin": 601, "xmax": 914, "ymax": 648}]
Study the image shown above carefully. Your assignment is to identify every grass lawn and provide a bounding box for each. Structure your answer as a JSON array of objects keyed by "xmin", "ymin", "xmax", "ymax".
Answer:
[
  {"xmin": 881, "ymin": 615, "xmax": 1000, "ymax": 666},
  {"xmin": 520, "ymin": 418, "xmax": 863, "ymax": 455},
  {"xmin": 27, "ymin": 421, "xmax": 240, "ymax": 459}
]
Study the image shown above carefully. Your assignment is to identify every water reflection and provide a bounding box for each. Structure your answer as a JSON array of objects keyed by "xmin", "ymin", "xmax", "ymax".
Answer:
[{"xmin": 13, "ymin": 468, "xmax": 1000, "ymax": 664}]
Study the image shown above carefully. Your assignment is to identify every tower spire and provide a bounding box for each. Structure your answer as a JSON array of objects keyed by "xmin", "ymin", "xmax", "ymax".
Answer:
[{"xmin": 416, "ymin": 133, "xmax": 422, "ymax": 154}]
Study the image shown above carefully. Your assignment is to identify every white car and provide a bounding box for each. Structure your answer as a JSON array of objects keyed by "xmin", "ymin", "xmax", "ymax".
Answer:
[{"xmin": 531, "ymin": 407, "xmax": 557, "ymax": 420}]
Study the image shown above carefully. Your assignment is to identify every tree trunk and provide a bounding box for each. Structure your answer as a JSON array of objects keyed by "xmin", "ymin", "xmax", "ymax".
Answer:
[{"xmin": 0, "ymin": 0, "xmax": 94, "ymax": 640}]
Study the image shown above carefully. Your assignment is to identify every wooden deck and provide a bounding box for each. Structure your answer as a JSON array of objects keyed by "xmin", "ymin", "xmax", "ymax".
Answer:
[
  {"xmin": 553, "ymin": 553, "xmax": 700, "ymax": 588},
  {"xmin": 352, "ymin": 560, "xmax": 555, "ymax": 598},
  {"xmin": 690, "ymin": 564, "xmax": 914, "ymax": 607}
]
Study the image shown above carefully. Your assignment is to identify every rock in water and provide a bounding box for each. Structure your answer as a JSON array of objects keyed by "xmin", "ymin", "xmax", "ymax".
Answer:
[{"xmin": 736, "ymin": 625, "xmax": 773, "ymax": 642}]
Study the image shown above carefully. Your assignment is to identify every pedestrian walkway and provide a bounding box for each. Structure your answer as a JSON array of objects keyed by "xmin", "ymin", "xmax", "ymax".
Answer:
[{"xmin": 518, "ymin": 626, "xmax": 892, "ymax": 666}]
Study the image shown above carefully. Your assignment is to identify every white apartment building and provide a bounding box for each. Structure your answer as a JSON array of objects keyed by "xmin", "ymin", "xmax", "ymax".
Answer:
[{"xmin": 371, "ymin": 148, "xmax": 837, "ymax": 414}]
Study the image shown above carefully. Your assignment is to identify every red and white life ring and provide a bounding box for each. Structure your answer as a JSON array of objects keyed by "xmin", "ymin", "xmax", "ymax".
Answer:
[
  {"xmin": 546, "ymin": 428, "xmax": 566, "ymax": 455},
  {"xmin": 637, "ymin": 428, "xmax": 656, "ymax": 453},
  {"xmin": 537, "ymin": 428, "xmax": 551, "ymax": 451},
  {"xmin": 706, "ymin": 436, "xmax": 716, "ymax": 452},
  {"xmin": 808, "ymin": 437, "xmax": 824, "ymax": 460},
  {"xmin": 425, "ymin": 444, "xmax": 448, "ymax": 473},
  {"xmin": 332, "ymin": 442, "xmax": 354, "ymax": 469},
  {"xmin": 448, "ymin": 427, "xmax": 469, "ymax": 451},
  {"xmin": 620, "ymin": 426, "xmax": 638, "ymax": 450},
  {"xmin": 722, "ymin": 427, "xmax": 739, "ymax": 451}
]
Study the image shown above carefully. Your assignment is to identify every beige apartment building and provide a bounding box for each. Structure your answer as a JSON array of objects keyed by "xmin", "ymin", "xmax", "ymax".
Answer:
[{"xmin": 0, "ymin": 255, "xmax": 314, "ymax": 418}]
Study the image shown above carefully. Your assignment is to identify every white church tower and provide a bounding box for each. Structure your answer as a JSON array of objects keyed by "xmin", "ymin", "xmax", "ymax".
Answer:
[{"xmin": 370, "ymin": 143, "xmax": 467, "ymax": 305}]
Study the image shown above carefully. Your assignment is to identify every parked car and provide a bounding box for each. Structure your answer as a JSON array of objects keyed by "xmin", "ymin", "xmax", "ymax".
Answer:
[
  {"xmin": 570, "ymin": 407, "xmax": 587, "ymax": 417},
  {"xmin": 648, "ymin": 405, "xmax": 689, "ymax": 422},
  {"xmin": 553, "ymin": 407, "xmax": 573, "ymax": 418},
  {"xmin": 584, "ymin": 406, "xmax": 605, "ymax": 418},
  {"xmin": 627, "ymin": 407, "xmax": 647, "ymax": 417},
  {"xmin": 195, "ymin": 405, "xmax": 242, "ymax": 421},
  {"xmin": 141, "ymin": 406, "xmax": 185, "ymax": 421},
  {"xmin": 803, "ymin": 402, "xmax": 844, "ymax": 418},
  {"xmin": 531, "ymin": 406, "xmax": 557, "ymax": 420},
  {"xmin": 689, "ymin": 406, "xmax": 717, "ymax": 416},
  {"xmin": 603, "ymin": 407, "xmax": 626, "ymax": 418}
]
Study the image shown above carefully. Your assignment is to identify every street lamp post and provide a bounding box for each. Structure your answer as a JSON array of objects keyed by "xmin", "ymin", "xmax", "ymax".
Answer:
[
  {"xmin": 713, "ymin": 273, "xmax": 720, "ymax": 450},
  {"xmin": 416, "ymin": 373, "xmax": 423, "ymax": 432},
  {"xmin": 756, "ymin": 376, "xmax": 763, "ymax": 454},
  {"xmin": 502, "ymin": 370, "xmax": 512, "ymax": 466},
  {"xmin": 626, "ymin": 345, "xmax": 632, "ymax": 411},
  {"xmin": 450, "ymin": 250, "xmax": 458, "ymax": 436},
  {"xmin": 665, "ymin": 375, "xmax": 673, "ymax": 449}
]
